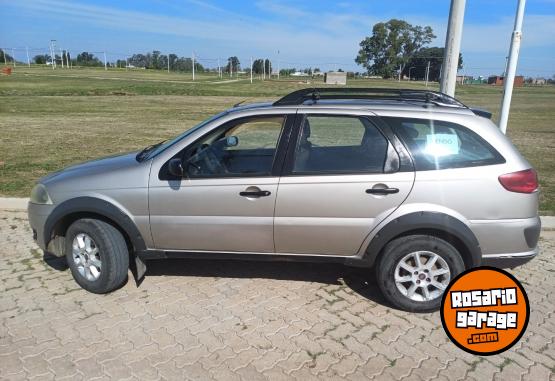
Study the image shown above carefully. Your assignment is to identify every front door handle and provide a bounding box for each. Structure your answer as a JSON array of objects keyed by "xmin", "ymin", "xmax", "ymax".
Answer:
[
  {"xmin": 240, "ymin": 190, "xmax": 271, "ymax": 197},
  {"xmin": 366, "ymin": 187, "xmax": 399, "ymax": 195}
]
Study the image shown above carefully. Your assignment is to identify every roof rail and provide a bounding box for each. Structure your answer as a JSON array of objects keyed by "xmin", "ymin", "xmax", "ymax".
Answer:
[{"xmin": 272, "ymin": 88, "xmax": 468, "ymax": 108}]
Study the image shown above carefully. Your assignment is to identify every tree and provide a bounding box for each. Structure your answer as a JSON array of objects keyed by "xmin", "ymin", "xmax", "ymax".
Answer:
[
  {"xmin": 75, "ymin": 52, "xmax": 102, "ymax": 67},
  {"xmin": 0, "ymin": 49, "xmax": 13, "ymax": 63},
  {"xmin": 355, "ymin": 19, "xmax": 435, "ymax": 78},
  {"xmin": 279, "ymin": 68, "xmax": 296, "ymax": 76},
  {"xmin": 33, "ymin": 54, "xmax": 50, "ymax": 64},
  {"xmin": 252, "ymin": 59, "xmax": 264, "ymax": 74},
  {"xmin": 403, "ymin": 47, "xmax": 462, "ymax": 81},
  {"xmin": 226, "ymin": 56, "xmax": 240, "ymax": 73}
]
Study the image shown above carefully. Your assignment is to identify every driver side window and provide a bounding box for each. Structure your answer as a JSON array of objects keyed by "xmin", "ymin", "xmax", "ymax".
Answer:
[{"xmin": 185, "ymin": 116, "xmax": 285, "ymax": 178}]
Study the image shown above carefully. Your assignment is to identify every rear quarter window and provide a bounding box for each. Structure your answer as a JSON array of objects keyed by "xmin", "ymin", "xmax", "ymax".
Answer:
[{"xmin": 383, "ymin": 117, "xmax": 505, "ymax": 170}]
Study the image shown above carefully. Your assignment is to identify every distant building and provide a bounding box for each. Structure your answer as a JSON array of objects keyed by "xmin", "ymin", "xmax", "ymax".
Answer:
[
  {"xmin": 325, "ymin": 71, "xmax": 347, "ymax": 85},
  {"xmin": 456, "ymin": 75, "xmax": 472, "ymax": 84},
  {"xmin": 531, "ymin": 78, "xmax": 546, "ymax": 85},
  {"xmin": 488, "ymin": 75, "xmax": 524, "ymax": 86},
  {"xmin": 290, "ymin": 71, "xmax": 309, "ymax": 77}
]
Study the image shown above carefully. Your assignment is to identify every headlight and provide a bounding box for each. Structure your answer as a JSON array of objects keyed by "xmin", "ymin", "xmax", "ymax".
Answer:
[{"xmin": 30, "ymin": 184, "xmax": 53, "ymax": 205}]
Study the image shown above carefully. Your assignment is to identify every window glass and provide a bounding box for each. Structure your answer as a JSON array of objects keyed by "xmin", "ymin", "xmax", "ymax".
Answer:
[
  {"xmin": 385, "ymin": 117, "xmax": 504, "ymax": 170},
  {"xmin": 293, "ymin": 115, "xmax": 388, "ymax": 174},
  {"xmin": 185, "ymin": 116, "xmax": 284, "ymax": 178}
]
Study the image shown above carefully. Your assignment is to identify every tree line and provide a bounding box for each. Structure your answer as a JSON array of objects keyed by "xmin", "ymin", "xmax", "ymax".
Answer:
[{"xmin": 355, "ymin": 19, "xmax": 462, "ymax": 81}]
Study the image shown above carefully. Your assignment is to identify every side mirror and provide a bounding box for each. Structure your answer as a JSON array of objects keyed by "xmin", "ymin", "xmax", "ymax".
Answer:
[
  {"xmin": 226, "ymin": 136, "xmax": 239, "ymax": 147},
  {"xmin": 168, "ymin": 158, "xmax": 184, "ymax": 177}
]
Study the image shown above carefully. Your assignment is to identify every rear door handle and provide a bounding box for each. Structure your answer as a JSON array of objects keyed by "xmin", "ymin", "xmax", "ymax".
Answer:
[
  {"xmin": 239, "ymin": 190, "xmax": 271, "ymax": 197},
  {"xmin": 365, "ymin": 187, "xmax": 399, "ymax": 195}
]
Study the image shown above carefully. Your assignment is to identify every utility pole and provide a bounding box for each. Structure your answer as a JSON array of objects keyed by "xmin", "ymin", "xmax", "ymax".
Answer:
[
  {"xmin": 103, "ymin": 51, "xmax": 107, "ymax": 70},
  {"xmin": 263, "ymin": 59, "xmax": 265, "ymax": 80},
  {"xmin": 277, "ymin": 50, "xmax": 280, "ymax": 80},
  {"xmin": 192, "ymin": 52, "xmax": 195, "ymax": 81},
  {"xmin": 440, "ymin": 0, "xmax": 466, "ymax": 96},
  {"xmin": 11, "ymin": 48, "xmax": 16, "ymax": 67},
  {"xmin": 50, "ymin": 40, "xmax": 56, "ymax": 69},
  {"xmin": 425, "ymin": 61, "xmax": 431, "ymax": 87},
  {"xmin": 250, "ymin": 57, "xmax": 253, "ymax": 84},
  {"xmin": 499, "ymin": 0, "xmax": 526, "ymax": 134},
  {"xmin": 217, "ymin": 58, "xmax": 221, "ymax": 79},
  {"xmin": 26, "ymin": 47, "xmax": 30, "ymax": 67},
  {"xmin": 167, "ymin": 53, "xmax": 170, "ymax": 73},
  {"xmin": 59, "ymin": 48, "xmax": 64, "ymax": 68}
]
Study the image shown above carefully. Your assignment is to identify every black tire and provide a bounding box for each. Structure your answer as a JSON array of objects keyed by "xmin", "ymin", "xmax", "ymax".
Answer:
[
  {"xmin": 376, "ymin": 235, "xmax": 465, "ymax": 312},
  {"xmin": 65, "ymin": 218, "xmax": 129, "ymax": 294}
]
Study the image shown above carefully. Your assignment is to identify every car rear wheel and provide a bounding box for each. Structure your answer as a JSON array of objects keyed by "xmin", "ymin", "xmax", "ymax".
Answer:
[
  {"xmin": 377, "ymin": 235, "xmax": 465, "ymax": 312},
  {"xmin": 65, "ymin": 218, "xmax": 129, "ymax": 293}
]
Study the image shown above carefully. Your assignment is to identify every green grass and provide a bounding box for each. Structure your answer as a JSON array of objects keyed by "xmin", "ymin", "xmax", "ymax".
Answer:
[{"xmin": 1, "ymin": 66, "xmax": 554, "ymax": 214}]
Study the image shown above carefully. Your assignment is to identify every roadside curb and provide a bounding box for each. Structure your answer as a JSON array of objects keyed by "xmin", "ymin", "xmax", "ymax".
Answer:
[
  {"xmin": 1, "ymin": 197, "xmax": 554, "ymax": 230},
  {"xmin": 0, "ymin": 198, "xmax": 29, "ymax": 211}
]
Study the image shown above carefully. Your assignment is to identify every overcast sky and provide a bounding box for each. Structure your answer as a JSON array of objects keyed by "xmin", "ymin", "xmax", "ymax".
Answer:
[{"xmin": 1, "ymin": 0, "xmax": 554, "ymax": 77}]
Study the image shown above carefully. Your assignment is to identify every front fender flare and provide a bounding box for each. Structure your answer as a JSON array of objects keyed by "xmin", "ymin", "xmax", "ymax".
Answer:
[{"xmin": 44, "ymin": 196, "xmax": 147, "ymax": 253}]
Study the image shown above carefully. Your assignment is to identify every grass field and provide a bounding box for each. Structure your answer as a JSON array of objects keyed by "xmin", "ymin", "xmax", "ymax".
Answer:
[{"xmin": 1, "ymin": 66, "xmax": 554, "ymax": 214}]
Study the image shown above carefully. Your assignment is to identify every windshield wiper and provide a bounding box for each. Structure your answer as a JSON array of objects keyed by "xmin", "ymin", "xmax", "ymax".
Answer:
[{"xmin": 136, "ymin": 140, "xmax": 166, "ymax": 161}]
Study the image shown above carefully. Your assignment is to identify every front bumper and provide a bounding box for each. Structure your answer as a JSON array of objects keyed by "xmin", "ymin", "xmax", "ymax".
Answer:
[
  {"xmin": 481, "ymin": 247, "xmax": 539, "ymax": 269},
  {"xmin": 27, "ymin": 201, "xmax": 55, "ymax": 251}
]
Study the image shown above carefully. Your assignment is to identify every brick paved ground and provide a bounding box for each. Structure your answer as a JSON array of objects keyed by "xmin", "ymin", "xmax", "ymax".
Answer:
[{"xmin": 0, "ymin": 210, "xmax": 554, "ymax": 380}]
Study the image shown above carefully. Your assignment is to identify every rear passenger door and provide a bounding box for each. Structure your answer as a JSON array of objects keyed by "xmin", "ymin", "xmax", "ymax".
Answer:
[{"xmin": 274, "ymin": 112, "xmax": 414, "ymax": 256}]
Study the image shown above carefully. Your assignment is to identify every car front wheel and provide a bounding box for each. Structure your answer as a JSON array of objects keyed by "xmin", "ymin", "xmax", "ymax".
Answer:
[
  {"xmin": 65, "ymin": 218, "xmax": 129, "ymax": 293},
  {"xmin": 377, "ymin": 235, "xmax": 465, "ymax": 312}
]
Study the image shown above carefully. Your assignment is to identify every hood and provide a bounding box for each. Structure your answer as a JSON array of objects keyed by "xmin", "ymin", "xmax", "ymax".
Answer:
[{"xmin": 40, "ymin": 151, "xmax": 142, "ymax": 186}]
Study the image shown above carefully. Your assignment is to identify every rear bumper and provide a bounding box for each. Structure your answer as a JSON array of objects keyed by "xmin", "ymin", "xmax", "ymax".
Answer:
[
  {"xmin": 481, "ymin": 247, "xmax": 538, "ymax": 269},
  {"xmin": 471, "ymin": 216, "xmax": 541, "ymax": 257}
]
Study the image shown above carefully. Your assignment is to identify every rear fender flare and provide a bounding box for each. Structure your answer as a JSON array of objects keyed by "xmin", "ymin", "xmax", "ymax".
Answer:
[{"xmin": 352, "ymin": 211, "xmax": 481, "ymax": 268}]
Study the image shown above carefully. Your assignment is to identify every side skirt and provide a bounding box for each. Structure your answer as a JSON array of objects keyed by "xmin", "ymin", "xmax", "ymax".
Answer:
[{"xmin": 136, "ymin": 249, "xmax": 371, "ymax": 267}]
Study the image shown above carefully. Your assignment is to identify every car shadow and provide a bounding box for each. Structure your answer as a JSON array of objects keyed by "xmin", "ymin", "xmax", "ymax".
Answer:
[
  {"xmin": 40, "ymin": 251, "xmax": 392, "ymax": 308},
  {"xmin": 43, "ymin": 252, "xmax": 69, "ymax": 271},
  {"xmin": 145, "ymin": 258, "xmax": 393, "ymax": 307}
]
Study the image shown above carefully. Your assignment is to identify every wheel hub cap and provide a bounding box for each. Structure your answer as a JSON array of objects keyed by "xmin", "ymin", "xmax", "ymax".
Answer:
[
  {"xmin": 72, "ymin": 233, "xmax": 101, "ymax": 281},
  {"xmin": 394, "ymin": 251, "xmax": 451, "ymax": 302}
]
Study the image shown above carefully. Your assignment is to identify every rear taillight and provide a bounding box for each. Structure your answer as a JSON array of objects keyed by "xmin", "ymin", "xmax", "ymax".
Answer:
[{"xmin": 498, "ymin": 169, "xmax": 538, "ymax": 193}]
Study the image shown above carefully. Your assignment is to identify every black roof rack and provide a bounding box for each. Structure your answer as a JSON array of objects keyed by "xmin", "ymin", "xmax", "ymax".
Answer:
[{"xmin": 273, "ymin": 88, "xmax": 468, "ymax": 108}]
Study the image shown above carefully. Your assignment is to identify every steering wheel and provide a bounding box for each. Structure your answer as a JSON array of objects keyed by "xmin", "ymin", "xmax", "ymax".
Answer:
[{"xmin": 200, "ymin": 144, "xmax": 227, "ymax": 174}]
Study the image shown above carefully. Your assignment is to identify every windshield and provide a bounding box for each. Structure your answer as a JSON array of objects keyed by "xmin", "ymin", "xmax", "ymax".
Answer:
[{"xmin": 136, "ymin": 111, "xmax": 228, "ymax": 162}]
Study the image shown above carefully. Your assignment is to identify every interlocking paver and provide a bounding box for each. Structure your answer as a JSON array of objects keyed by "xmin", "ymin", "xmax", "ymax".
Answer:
[{"xmin": 0, "ymin": 210, "xmax": 554, "ymax": 380}]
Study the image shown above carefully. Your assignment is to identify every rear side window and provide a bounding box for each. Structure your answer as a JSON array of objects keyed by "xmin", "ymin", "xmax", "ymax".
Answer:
[
  {"xmin": 384, "ymin": 117, "xmax": 504, "ymax": 170},
  {"xmin": 292, "ymin": 115, "xmax": 388, "ymax": 174}
]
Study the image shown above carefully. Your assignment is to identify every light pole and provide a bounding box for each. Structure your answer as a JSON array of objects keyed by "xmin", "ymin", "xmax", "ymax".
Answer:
[
  {"xmin": 499, "ymin": 0, "xmax": 526, "ymax": 134},
  {"xmin": 408, "ymin": 66, "xmax": 416, "ymax": 81},
  {"xmin": 440, "ymin": 0, "xmax": 466, "ymax": 96}
]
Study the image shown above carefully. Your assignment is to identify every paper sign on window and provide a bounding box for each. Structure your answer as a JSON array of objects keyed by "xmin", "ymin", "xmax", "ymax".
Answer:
[{"xmin": 425, "ymin": 134, "xmax": 460, "ymax": 156}]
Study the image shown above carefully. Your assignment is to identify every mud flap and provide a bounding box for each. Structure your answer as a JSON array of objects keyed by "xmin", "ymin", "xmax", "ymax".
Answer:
[{"xmin": 130, "ymin": 254, "xmax": 147, "ymax": 286}]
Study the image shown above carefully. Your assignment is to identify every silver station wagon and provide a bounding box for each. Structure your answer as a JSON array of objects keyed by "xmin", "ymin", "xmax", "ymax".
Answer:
[{"xmin": 28, "ymin": 88, "xmax": 540, "ymax": 312}]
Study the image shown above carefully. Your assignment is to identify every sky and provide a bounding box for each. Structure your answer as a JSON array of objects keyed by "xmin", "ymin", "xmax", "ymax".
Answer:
[{"xmin": 1, "ymin": 0, "xmax": 554, "ymax": 77}]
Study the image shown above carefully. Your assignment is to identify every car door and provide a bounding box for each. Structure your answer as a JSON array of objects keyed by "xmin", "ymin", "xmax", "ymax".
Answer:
[
  {"xmin": 148, "ymin": 113, "xmax": 293, "ymax": 253},
  {"xmin": 274, "ymin": 112, "xmax": 415, "ymax": 256}
]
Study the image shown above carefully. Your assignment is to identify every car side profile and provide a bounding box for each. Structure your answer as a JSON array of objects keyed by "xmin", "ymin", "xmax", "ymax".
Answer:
[{"xmin": 28, "ymin": 88, "xmax": 540, "ymax": 312}]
